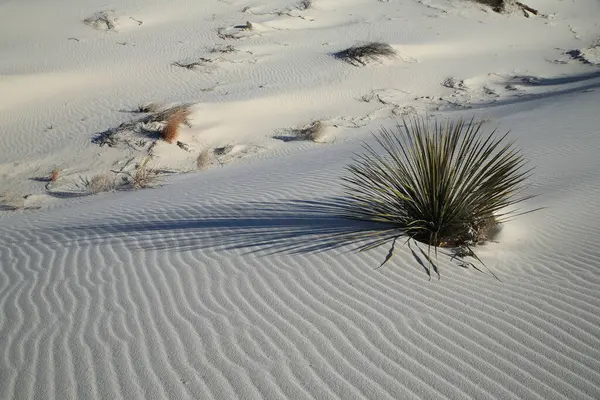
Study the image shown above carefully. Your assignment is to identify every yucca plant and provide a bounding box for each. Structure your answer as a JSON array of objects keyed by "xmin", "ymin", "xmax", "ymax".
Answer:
[{"xmin": 342, "ymin": 116, "xmax": 536, "ymax": 277}]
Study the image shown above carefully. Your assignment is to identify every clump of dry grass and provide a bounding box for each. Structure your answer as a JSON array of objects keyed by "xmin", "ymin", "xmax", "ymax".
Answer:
[
  {"xmin": 84, "ymin": 11, "xmax": 116, "ymax": 31},
  {"xmin": 172, "ymin": 58, "xmax": 215, "ymax": 70},
  {"xmin": 210, "ymin": 44, "xmax": 237, "ymax": 54},
  {"xmin": 297, "ymin": 0, "xmax": 313, "ymax": 10},
  {"xmin": 1, "ymin": 193, "xmax": 25, "ymax": 211},
  {"xmin": 196, "ymin": 149, "xmax": 212, "ymax": 170},
  {"xmin": 43, "ymin": 167, "xmax": 62, "ymax": 190},
  {"xmin": 79, "ymin": 174, "xmax": 116, "ymax": 194},
  {"xmin": 334, "ymin": 42, "xmax": 396, "ymax": 66},
  {"xmin": 133, "ymin": 103, "xmax": 162, "ymax": 113},
  {"xmin": 94, "ymin": 103, "xmax": 191, "ymax": 148},
  {"xmin": 161, "ymin": 110, "xmax": 188, "ymax": 144},
  {"xmin": 49, "ymin": 167, "xmax": 61, "ymax": 182},
  {"xmin": 275, "ymin": 121, "xmax": 327, "ymax": 142},
  {"xmin": 471, "ymin": 0, "xmax": 539, "ymax": 16},
  {"xmin": 120, "ymin": 156, "xmax": 161, "ymax": 189},
  {"xmin": 297, "ymin": 121, "xmax": 326, "ymax": 142},
  {"xmin": 214, "ymin": 144, "xmax": 235, "ymax": 156},
  {"xmin": 216, "ymin": 27, "xmax": 241, "ymax": 40},
  {"xmin": 65, "ymin": 174, "xmax": 115, "ymax": 194},
  {"xmin": 472, "ymin": 0, "xmax": 505, "ymax": 11},
  {"xmin": 90, "ymin": 175, "xmax": 115, "ymax": 193}
]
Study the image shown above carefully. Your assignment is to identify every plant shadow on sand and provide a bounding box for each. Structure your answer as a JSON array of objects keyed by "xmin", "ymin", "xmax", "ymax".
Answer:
[
  {"xmin": 52, "ymin": 198, "xmax": 448, "ymax": 277},
  {"xmin": 477, "ymin": 71, "xmax": 600, "ymax": 109}
]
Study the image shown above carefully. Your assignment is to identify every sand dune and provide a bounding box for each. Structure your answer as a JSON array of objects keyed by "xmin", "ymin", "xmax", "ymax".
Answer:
[{"xmin": 1, "ymin": 0, "xmax": 600, "ymax": 398}]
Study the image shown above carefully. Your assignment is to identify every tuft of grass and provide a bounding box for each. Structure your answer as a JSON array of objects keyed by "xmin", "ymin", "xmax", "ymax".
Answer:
[
  {"xmin": 209, "ymin": 44, "xmax": 237, "ymax": 54},
  {"xmin": 472, "ymin": 0, "xmax": 505, "ymax": 12},
  {"xmin": 216, "ymin": 27, "xmax": 241, "ymax": 40},
  {"xmin": 89, "ymin": 174, "xmax": 115, "ymax": 194},
  {"xmin": 342, "ymin": 117, "xmax": 537, "ymax": 277},
  {"xmin": 43, "ymin": 167, "xmax": 63, "ymax": 190},
  {"xmin": 120, "ymin": 156, "xmax": 161, "ymax": 189},
  {"xmin": 334, "ymin": 42, "xmax": 396, "ymax": 66},
  {"xmin": 470, "ymin": 1, "xmax": 539, "ymax": 16},
  {"xmin": 133, "ymin": 103, "xmax": 162, "ymax": 113},
  {"xmin": 161, "ymin": 110, "xmax": 187, "ymax": 143},
  {"xmin": 1, "ymin": 193, "xmax": 25, "ymax": 211},
  {"xmin": 213, "ymin": 144, "xmax": 234, "ymax": 156},
  {"xmin": 94, "ymin": 103, "xmax": 191, "ymax": 148},
  {"xmin": 172, "ymin": 58, "xmax": 214, "ymax": 70},
  {"xmin": 297, "ymin": 121, "xmax": 326, "ymax": 142},
  {"xmin": 84, "ymin": 11, "xmax": 116, "ymax": 31},
  {"xmin": 49, "ymin": 167, "xmax": 61, "ymax": 182},
  {"xmin": 76, "ymin": 174, "xmax": 116, "ymax": 194},
  {"xmin": 196, "ymin": 149, "xmax": 211, "ymax": 170},
  {"xmin": 275, "ymin": 121, "xmax": 327, "ymax": 142},
  {"xmin": 297, "ymin": 0, "xmax": 313, "ymax": 10}
]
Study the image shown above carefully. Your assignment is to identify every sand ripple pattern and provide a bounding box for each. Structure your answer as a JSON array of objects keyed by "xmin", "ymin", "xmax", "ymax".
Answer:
[
  {"xmin": 2, "ymin": 26, "xmax": 600, "ymax": 398},
  {"xmin": 2, "ymin": 119, "xmax": 600, "ymax": 400}
]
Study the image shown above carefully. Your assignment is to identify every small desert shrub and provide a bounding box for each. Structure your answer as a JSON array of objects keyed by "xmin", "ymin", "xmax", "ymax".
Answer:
[
  {"xmin": 134, "ymin": 103, "xmax": 162, "ymax": 113},
  {"xmin": 334, "ymin": 42, "xmax": 396, "ymax": 66},
  {"xmin": 213, "ymin": 144, "xmax": 234, "ymax": 156},
  {"xmin": 172, "ymin": 58, "xmax": 214, "ymax": 70},
  {"xmin": 470, "ymin": 0, "xmax": 539, "ymax": 16},
  {"xmin": 120, "ymin": 156, "xmax": 160, "ymax": 189},
  {"xmin": 472, "ymin": 0, "xmax": 505, "ymax": 11},
  {"xmin": 295, "ymin": 121, "xmax": 325, "ymax": 142},
  {"xmin": 77, "ymin": 174, "xmax": 115, "ymax": 194},
  {"xmin": 1, "ymin": 193, "xmax": 25, "ymax": 210},
  {"xmin": 49, "ymin": 167, "xmax": 61, "ymax": 182},
  {"xmin": 90, "ymin": 174, "xmax": 115, "ymax": 193},
  {"xmin": 43, "ymin": 167, "xmax": 62, "ymax": 190},
  {"xmin": 342, "ymin": 117, "xmax": 535, "ymax": 272},
  {"xmin": 297, "ymin": 0, "xmax": 312, "ymax": 10},
  {"xmin": 161, "ymin": 110, "xmax": 188, "ymax": 143},
  {"xmin": 196, "ymin": 149, "xmax": 211, "ymax": 170},
  {"xmin": 84, "ymin": 11, "xmax": 116, "ymax": 31},
  {"xmin": 209, "ymin": 44, "xmax": 237, "ymax": 54},
  {"xmin": 93, "ymin": 103, "xmax": 190, "ymax": 148},
  {"xmin": 275, "ymin": 121, "xmax": 326, "ymax": 142}
]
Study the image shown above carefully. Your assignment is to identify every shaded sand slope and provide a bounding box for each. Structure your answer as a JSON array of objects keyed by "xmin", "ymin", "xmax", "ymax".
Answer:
[{"xmin": 1, "ymin": 88, "xmax": 599, "ymax": 399}]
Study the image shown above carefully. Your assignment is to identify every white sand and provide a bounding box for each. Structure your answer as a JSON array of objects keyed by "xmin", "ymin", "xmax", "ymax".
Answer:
[{"xmin": 1, "ymin": 0, "xmax": 600, "ymax": 398}]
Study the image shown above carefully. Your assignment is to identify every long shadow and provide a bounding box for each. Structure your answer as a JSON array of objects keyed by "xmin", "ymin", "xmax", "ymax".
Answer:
[
  {"xmin": 53, "ymin": 198, "xmax": 403, "ymax": 255},
  {"xmin": 473, "ymin": 70, "xmax": 600, "ymax": 109},
  {"xmin": 506, "ymin": 71, "xmax": 600, "ymax": 87}
]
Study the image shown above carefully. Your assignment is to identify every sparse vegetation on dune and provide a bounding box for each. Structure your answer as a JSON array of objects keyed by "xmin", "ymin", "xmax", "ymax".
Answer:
[
  {"xmin": 342, "ymin": 117, "xmax": 537, "ymax": 277},
  {"xmin": 60, "ymin": 157, "xmax": 161, "ymax": 196},
  {"xmin": 73, "ymin": 174, "xmax": 116, "ymax": 195},
  {"xmin": 117, "ymin": 156, "xmax": 161, "ymax": 189},
  {"xmin": 209, "ymin": 44, "xmax": 237, "ymax": 54},
  {"xmin": 0, "ymin": 193, "xmax": 25, "ymax": 211},
  {"xmin": 334, "ymin": 42, "xmax": 396, "ymax": 66},
  {"xmin": 94, "ymin": 104, "xmax": 191, "ymax": 148},
  {"xmin": 297, "ymin": 0, "xmax": 313, "ymax": 10},
  {"xmin": 196, "ymin": 149, "xmax": 211, "ymax": 170},
  {"xmin": 470, "ymin": 0, "xmax": 539, "ymax": 16},
  {"xmin": 83, "ymin": 11, "xmax": 117, "ymax": 31},
  {"xmin": 274, "ymin": 121, "xmax": 327, "ymax": 143},
  {"xmin": 161, "ymin": 110, "xmax": 187, "ymax": 144},
  {"xmin": 172, "ymin": 58, "xmax": 215, "ymax": 70},
  {"xmin": 132, "ymin": 103, "xmax": 162, "ymax": 113}
]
